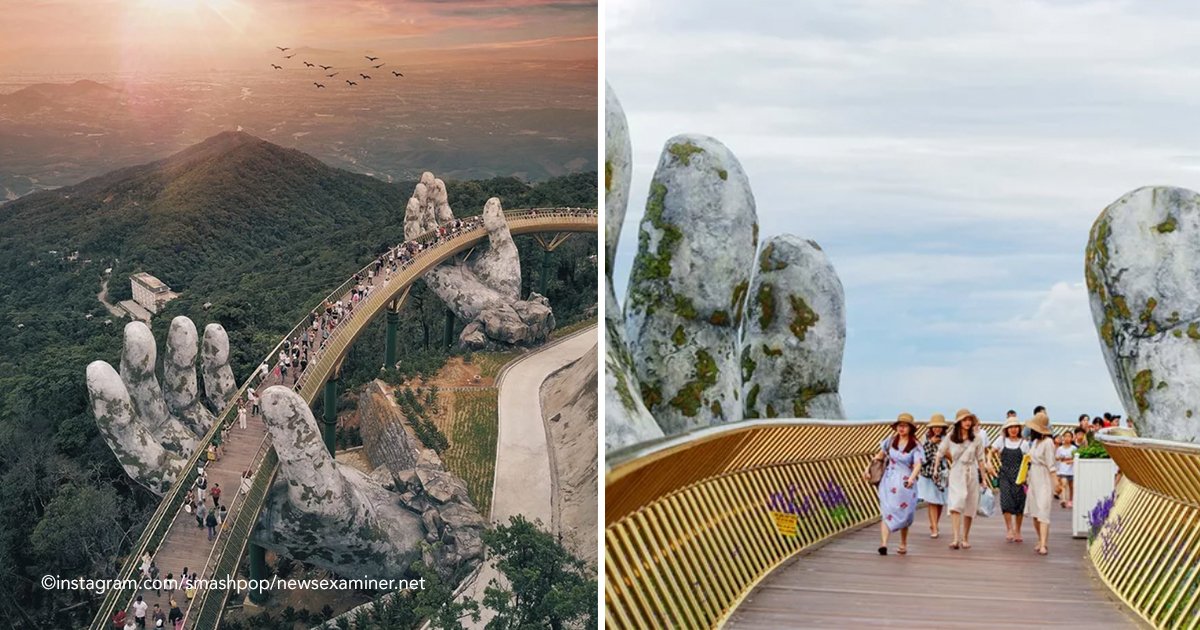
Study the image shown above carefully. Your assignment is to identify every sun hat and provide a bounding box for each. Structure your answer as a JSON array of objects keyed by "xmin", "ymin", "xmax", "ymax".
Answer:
[
  {"xmin": 954, "ymin": 408, "xmax": 977, "ymax": 425},
  {"xmin": 892, "ymin": 412, "xmax": 918, "ymax": 432},
  {"xmin": 1025, "ymin": 411, "xmax": 1052, "ymax": 435},
  {"xmin": 1000, "ymin": 416, "xmax": 1023, "ymax": 433},
  {"xmin": 926, "ymin": 413, "xmax": 949, "ymax": 429}
]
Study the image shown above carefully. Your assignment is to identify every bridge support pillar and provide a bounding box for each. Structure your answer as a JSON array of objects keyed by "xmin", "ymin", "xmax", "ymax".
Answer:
[
  {"xmin": 539, "ymin": 248, "xmax": 553, "ymax": 296},
  {"xmin": 248, "ymin": 543, "xmax": 268, "ymax": 604},
  {"xmin": 385, "ymin": 309, "xmax": 399, "ymax": 368},
  {"xmin": 323, "ymin": 377, "xmax": 338, "ymax": 456}
]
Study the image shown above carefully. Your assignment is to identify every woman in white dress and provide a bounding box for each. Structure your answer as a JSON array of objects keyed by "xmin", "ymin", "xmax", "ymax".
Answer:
[
  {"xmin": 1023, "ymin": 412, "xmax": 1058, "ymax": 555},
  {"xmin": 936, "ymin": 408, "xmax": 993, "ymax": 550}
]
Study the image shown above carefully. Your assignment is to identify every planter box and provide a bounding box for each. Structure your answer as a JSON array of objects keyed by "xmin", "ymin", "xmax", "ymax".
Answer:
[{"xmin": 1072, "ymin": 456, "xmax": 1118, "ymax": 538}]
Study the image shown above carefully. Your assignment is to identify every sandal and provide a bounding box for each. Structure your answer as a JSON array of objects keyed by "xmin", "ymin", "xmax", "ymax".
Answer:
[
  {"xmin": 949, "ymin": 541, "xmax": 960, "ymax": 550},
  {"xmin": 878, "ymin": 546, "xmax": 888, "ymax": 555},
  {"xmin": 1014, "ymin": 535, "xmax": 1023, "ymax": 543},
  {"xmin": 930, "ymin": 531, "xmax": 939, "ymax": 539}
]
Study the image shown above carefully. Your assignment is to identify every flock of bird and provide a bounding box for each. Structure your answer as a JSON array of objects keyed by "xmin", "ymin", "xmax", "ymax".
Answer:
[{"xmin": 272, "ymin": 46, "xmax": 404, "ymax": 89}]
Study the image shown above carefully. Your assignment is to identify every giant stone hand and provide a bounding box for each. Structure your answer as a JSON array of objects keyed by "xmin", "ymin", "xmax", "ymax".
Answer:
[
  {"xmin": 405, "ymin": 172, "xmax": 555, "ymax": 348},
  {"xmin": 252, "ymin": 385, "xmax": 485, "ymax": 579},
  {"xmin": 604, "ymin": 83, "xmax": 848, "ymax": 449},
  {"xmin": 86, "ymin": 317, "xmax": 237, "ymax": 493}
]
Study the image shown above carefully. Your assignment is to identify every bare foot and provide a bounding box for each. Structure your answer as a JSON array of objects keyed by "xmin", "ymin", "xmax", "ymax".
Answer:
[{"xmin": 961, "ymin": 541, "xmax": 972, "ymax": 549}]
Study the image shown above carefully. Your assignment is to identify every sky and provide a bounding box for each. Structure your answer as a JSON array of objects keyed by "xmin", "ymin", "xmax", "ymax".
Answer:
[
  {"xmin": 607, "ymin": 0, "xmax": 1200, "ymax": 422},
  {"xmin": 0, "ymin": 0, "xmax": 596, "ymax": 75}
]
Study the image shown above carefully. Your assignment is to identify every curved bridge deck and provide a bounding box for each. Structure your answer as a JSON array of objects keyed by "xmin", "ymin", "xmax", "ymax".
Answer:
[{"xmin": 728, "ymin": 505, "xmax": 1140, "ymax": 629}]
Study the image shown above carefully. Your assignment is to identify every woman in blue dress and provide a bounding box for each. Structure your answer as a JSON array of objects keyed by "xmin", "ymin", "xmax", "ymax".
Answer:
[{"xmin": 869, "ymin": 412, "xmax": 924, "ymax": 555}]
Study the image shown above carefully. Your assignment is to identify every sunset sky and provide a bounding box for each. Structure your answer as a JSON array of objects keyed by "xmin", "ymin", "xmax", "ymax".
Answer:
[{"xmin": 0, "ymin": 0, "xmax": 596, "ymax": 75}]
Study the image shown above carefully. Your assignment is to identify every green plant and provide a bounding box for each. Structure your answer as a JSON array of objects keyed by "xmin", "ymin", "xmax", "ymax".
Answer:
[{"xmin": 1076, "ymin": 440, "xmax": 1111, "ymax": 459}]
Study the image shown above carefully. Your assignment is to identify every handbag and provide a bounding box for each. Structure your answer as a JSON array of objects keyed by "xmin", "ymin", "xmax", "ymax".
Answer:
[
  {"xmin": 1015, "ymin": 453, "xmax": 1032, "ymax": 485},
  {"xmin": 865, "ymin": 455, "xmax": 886, "ymax": 486}
]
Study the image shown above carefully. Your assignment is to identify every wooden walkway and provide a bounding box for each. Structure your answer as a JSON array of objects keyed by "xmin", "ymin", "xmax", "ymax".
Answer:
[{"xmin": 727, "ymin": 504, "xmax": 1144, "ymax": 629}]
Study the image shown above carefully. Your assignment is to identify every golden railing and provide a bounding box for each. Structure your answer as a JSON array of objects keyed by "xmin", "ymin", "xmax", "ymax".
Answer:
[
  {"xmin": 605, "ymin": 418, "xmax": 1072, "ymax": 629},
  {"xmin": 1090, "ymin": 429, "xmax": 1200, "ymax": 630}
]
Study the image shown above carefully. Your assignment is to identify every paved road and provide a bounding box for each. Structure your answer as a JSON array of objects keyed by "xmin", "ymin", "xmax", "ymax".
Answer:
[
  {"xmin": 727, "ymin": 503, "xmax": 1143, "ymax": 629},
  {"xmin": 458, "ymin": 326, "xmax": 596, "ymax": 629}
]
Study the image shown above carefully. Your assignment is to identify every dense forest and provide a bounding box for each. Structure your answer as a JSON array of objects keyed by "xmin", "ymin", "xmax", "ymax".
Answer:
[{"xmin": 0, "ymin": 131, "xmax": 596, "ymax": 626}]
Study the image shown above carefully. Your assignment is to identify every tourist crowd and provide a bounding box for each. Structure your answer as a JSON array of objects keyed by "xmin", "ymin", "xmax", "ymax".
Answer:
[{"xmin": 867, "ymin": 408, "xmax": 1127, "ymax": 558}]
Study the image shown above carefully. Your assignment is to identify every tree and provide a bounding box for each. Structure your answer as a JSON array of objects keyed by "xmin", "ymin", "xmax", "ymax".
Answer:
[{"xmin": 482, "ymin": 516, "xmax": 596, "ymax": 630}]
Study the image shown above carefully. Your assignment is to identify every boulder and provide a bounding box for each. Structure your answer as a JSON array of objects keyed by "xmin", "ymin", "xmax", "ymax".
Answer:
[
  {"xmin": 1086, "ymin": 186, "xmax": 1200, "ymax": 442},
  {"xmin": 742, "ymin": 235, "xmax": 847, "ymax": 419},
  {"xmin": 624, "ymin": 134, "xmax": 758, "ymax": 434}
]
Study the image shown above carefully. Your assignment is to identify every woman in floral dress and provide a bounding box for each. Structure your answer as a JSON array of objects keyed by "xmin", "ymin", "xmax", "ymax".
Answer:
[
  {"xmin": 1024, "ymin": 412, "xmax": 1058, "ymax": 555},
  {"xmin": 868, "ymin": 412, "xmax": 924, "ymax": 555},
  {"xmin": 918, "ymin": 413, "xmax": 950, "ymax": 538}
]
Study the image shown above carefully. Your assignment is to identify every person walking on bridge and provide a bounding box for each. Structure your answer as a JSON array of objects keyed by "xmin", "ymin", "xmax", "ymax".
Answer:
[
  {"xmin": 1024, "ymin": 412, "xmax": 1058, "ymax": 555},
  {"xmin": 991, "ymin": 411, "xmax": 1030, "ymax": 542},
  {"xmin": 918, "ymin": 413, "xmax": 950, "ymax": 538},
  {"xmin": 869, "ymin": 413, "xmax": 924, "ymax": 555},
  {"xmin": 936, "ymin": 408, "xmax": 992, "ymax": 550}
]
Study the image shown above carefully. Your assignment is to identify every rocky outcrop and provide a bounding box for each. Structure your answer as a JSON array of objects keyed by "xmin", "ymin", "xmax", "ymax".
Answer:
[
  {"xmin": 624, "ymin": 134, "xmax": 758, "ymax": 434},
  {"xmin": 253, "ymin": 386, "xmax": 485, "ymax": 580},
  {"xmin": 742, "ymin": 235, "xmax": 846, "ymax": 419},
  {"xmin": 1086, "ymin": 186, "xmax": 1200, "ymax": 442},
  {"xmin": 540, "ymin": 345, "xmax": 599, "ymax": 565},
  {"xmin": 404, "ymin": 175, "xmax": 555, "ymax": 348}
]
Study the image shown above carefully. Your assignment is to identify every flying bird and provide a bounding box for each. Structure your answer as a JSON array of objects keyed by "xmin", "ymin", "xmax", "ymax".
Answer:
[
  {"xmin": 319, "ymin": 65, "xmax": 332, "ymax": 70},
  {"xmin": 326, "ymin": 72, "xmax": 339, "ymax": 77},
  {"xmin": 359, "ymin": 73, "xmax": 371, "ymax": 79},
  {"xmin": 314, "ymin": 83, "xmax": 325, "ymax": 88},
  {"xmin": 303, "ymin": 61, "xmax": 315, "ymax": 67},
  {"xmin": 271, "ymin": 64, "xmax": 282, "ymax": 70},
  {"xmin": 276, "ymin": 46, "xmax": 290, "ymax": 52},
  {"xmin": 365, "ymin": 56, "xmax": 379, "ymax": 61},
  {"xmin": 284, "ymin": 53, "xmax": 296, "ymax": 59},
  {"xmin": 372, "ymin": 63, "xmax": 385, "ymax": 69},
  {"xmin": 392, "ymin": 71, "xmax": 404, "ymax": 77},
  {"xmin": 346, "ymin": 80, "xmax": 357, "ymax": 86}
]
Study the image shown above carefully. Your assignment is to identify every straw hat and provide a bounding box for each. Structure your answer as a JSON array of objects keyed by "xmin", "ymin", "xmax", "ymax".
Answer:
[
  {"xmin": 1025, "ymin": 411, "xmax": 1052, "ymax": 435},
  {"xmin": 954, "ymin": 408, "xmax": 977, "ymax": 425},
  {"xmin": 1000, "ymin": 416, "xmax": 1023, "ymax": 433},
  {"xmin": 926, "ymin": 413, "xmax": 949, "ymax": 429},
  {"xmin": 892, "ymin": 412, "xmax": 918, "ymax": 432}
]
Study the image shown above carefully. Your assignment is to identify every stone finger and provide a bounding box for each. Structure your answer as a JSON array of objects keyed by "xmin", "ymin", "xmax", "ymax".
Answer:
[
  {"xmin": 87, "ymin": 360, "xmax": 184, "ymax": 494},
  {"xmin": 741, "ymin": 235, "xmax": 846, "ymax": 420},
  {"xmin": 474, "ymin": 197, "xmax": 521, "ymax": 301},
  {"xmin": 163, "ymin": 316, "xmax": 214, "ymax": 437},
  {"xmin": 201, "ymin": 323, "xmax": 237, "ymax": 410},
  {"xmin": 120, "ymin": 321, "xmax": 176, "ymax": 442},
  {"xmin": 605, "ymin": 82, "xmax": 632, "ymax": 277},
  {"xmin": 624, "ymin": 134, "xmax": 758, "ymax": 433}
]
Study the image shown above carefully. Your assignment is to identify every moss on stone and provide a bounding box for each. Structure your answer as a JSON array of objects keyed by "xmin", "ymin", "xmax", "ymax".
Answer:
[
  {"xmin": 1188, "ymin": 323, "xmax": 1200, "ymax": 340},
  {"xmin": 671, "ymin": 325, "xmax": 686, "ymax": 347},
  {"xmin": 717, "ymin": 169, "xmax": 728, "ymax": 180},
  {"xmin": 629, "ymin": 181, "xmax": 683, "ymax": 300},
  {"xmin": 752, "ymin": 222, "xmax": 760, "ymax": 247},
  {"xmin": 640, "ymin": 383, "xmax": 662, "ymax": 409},
  {"xmin": 709, "ymin": 310, "xmax": 730, "ymax": 326},
  {"xmin": 746, "ymin": 383, "xmax": 760, "ymax": 409},
  {"xmin": 613, "ymin": 366, "xmax": 638, "ymax": 411},
  {"xmin": 762, "ymin": 344, "xmax": 783, "ymax": 357},
  {"xmin": 667, "ymin": 140, "xmax": 704, "ymax": 166},
  {"xmin": 605, "ymin": 160, "xmax": 613, "ymax": 193},
  {"xmin": 793, "ymin": 399, "xmax": 806, "ymax": 418},
  {"xmin": 710, "ymin": 400, "xmax": 723, "ymax": 417},
  {"xmin": 731, "ymin": 280, "xmax": 750, "ymax": 325},
  {"xmin": 759, "ymin": 242, "xmax": 788, "ymax": 272},
  {"xmin": 1156, "ymin": 216, "xmax": 1177, "ymax": 233},
  {"xmin": 669, "ymin": 349, "xmax": 718, "ymax": 417},
  {"xmin": 674, "ymin": 294, "xmax": 698, "ymax": 319},
  {"xmin": 1174, "ymin": 329, "xmax": 1184, "ymax": 339},
  {"xmin": 766, "ymin": 403, "xmax": 778, "ymax": 418},
  {"xmin": 741, "ymin": 349, "xmax": 757, "ymax": 382},
  {"xmin": 757, "ymin": 283, "xmax": 776, "ymax": 330},
  {"xmin": 1158, "ymin": 380, "xmax": 1168, "ymax": 390},
  {"xmin": 788, "ymin": 295, "xmax": 820, "ymax": 341},
  {"xmin": 1133, "ymin": 369, "xmax": 1153, "ymax": 414}
]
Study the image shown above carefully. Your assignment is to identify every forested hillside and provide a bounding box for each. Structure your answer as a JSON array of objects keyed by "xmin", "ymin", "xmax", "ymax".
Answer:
[{"xmin": 0, "ymin": 131, "xmax": 596, "ymax": 625}]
